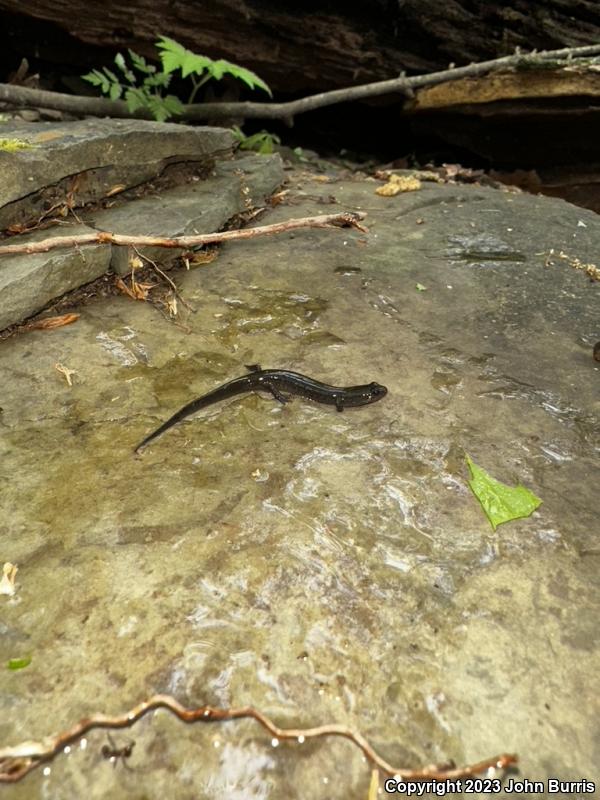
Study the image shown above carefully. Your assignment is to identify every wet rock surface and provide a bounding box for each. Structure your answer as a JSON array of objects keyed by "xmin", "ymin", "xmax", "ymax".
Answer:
[{"xmin": 0, "ymin": 167, "xmax": 598, "ymax": 798}]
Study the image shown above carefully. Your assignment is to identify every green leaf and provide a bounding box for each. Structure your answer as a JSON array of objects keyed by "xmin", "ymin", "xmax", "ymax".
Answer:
[
  {"xmin": 114, "ymin": 52, "xmax": 126, "ymax": 72},
  {"xmin": 181, "ymin": 52, "xmax": 212, "ymax": 79},
  {"xmin": 8, "ymin": 656, "xmax": 31, "ymax": 671},
  {"xmin": 81, "ymin": 69, "xmax": 105, "ymax": 87},
  {"xmin": 146, "ymin": 95, "xmax": 173, "ymax": 122},
  {"xmin": 145, "ymin": 71, "xmax": 171, "ymax": 89},
  {"xmin": 162, "ymin": 94, "xmax": 185, "ymax": 116},
  {"xmin": 156, "ymin": 36, "xmax": 271, "ymax": 94},
  {"xmin": 82, "ymin": 69, "xmax": 112, "ymax": 94},
  {"xmin": 109, "ymin": 82, "xmax": 123, "ymax": 101},
  {"xmin": 124, "ymin": 87, "xmax": 148, "ymax": 113},
  {"xmin": 465, "ymin": 455, "xmax": 542, "ymax": 531},
  {"xmin": 236, "ymin": 130, "xmax": 280, "ymax": 154},
  {"xmin": 102, "ymin": 67, "xmax": 120, "ymax": 84},
  {"xmin": 113, "ymin": 52, "xmax": 136, "ymax": 84},
  {"xmin": 156, "ymin": 36, "xmax": 210, "ymax": 78},
  {"xmin": 155, "ymin": 35, "xmax": 185, "ymax": 73},
  {"xmin": 128, "ymin": 49, "xmax": 154, "ymax": 75},
  {"xmin": 210, "ymin": 59, "xmax": 272, "ymax": 96}
]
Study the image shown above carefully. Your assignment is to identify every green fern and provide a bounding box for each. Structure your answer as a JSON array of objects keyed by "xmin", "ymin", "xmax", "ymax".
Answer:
[
  {"xmin": 231, "ymin": 126, "xmax": 280, "ymax": 155},
  {"xmin": 156, "ymin": 36, "xmax": 271, "ymax": 103},
  {"xmin": 82, "ymin": 51, "xmax": 182, "ymax": 119},
  {"xmin": 82, "ymin": 37, "xmax": 271, "ymax": 121}
]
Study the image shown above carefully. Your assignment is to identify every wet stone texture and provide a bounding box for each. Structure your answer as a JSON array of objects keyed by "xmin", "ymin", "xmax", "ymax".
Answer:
[{"xmin": 0, "ymin": 169, "xmax": 598, "ymax": 799}]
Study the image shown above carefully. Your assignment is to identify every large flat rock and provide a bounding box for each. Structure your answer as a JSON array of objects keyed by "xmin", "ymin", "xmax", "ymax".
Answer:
[
  {"xmin": 0, "ymin": 168, "xmax": 597, "ymax": 797},
  {"xmin": 0, "ymin": 119, "xmax": 235, "ymax": 231}
]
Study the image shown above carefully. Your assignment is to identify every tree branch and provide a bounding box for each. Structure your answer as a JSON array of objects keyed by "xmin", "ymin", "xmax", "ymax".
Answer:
[
  {"xmin": 0, "ymin": 693, "xmax": 517, "ymax": 783},
  {"xmin": 0, "ymin": 211, "xmax": 367, "ymax": 257},
  {"xmin": 1, "ymin": 44, "xmax": 599, "ymax": 122}
]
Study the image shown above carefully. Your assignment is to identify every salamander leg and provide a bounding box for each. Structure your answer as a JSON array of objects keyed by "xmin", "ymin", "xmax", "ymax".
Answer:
[
  {"xmin": 262, "ymin": 382, "xmax": 291, "ymax": 404},
  {"xmin": 335, "ymin": 396, "xmax": 345, "ymax": 411},
  {"xmin": 245, "ymin": 364, "xmax": 262, "ymax": 372}
]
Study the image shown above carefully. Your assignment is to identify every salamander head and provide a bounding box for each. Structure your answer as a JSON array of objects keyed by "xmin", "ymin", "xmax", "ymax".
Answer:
[{"xmin": 367, "ymin": 382, "xmax": 387, "ymax": 402}]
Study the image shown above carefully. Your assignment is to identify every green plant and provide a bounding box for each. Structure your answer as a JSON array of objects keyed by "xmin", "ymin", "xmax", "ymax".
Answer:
[
  {"xmin": 82, "ymin": 36, "xmax": 271, "ymax": 122},
  {"xmin": 83, "ymin": 49, "xmax": 183, "ymax": 121},
  {"xmin": 156, "ymin": 36, "xmax": 271, "ymax": 103},
  {"xmin": 231, "ymin": 126, "xmax": 280, "ymax": 154}
]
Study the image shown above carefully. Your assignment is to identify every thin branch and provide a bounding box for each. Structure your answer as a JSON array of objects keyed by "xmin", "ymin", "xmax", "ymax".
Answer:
[
  {"xmin": 0, "ymin": 44, "xmax": 598, "ymax": 122},
  {"xmin": 0, "ymin": 211, "xmax": 367, "ymax": 257},
  {"xmin": 0, "ymin": 693, "xmax": 517, "ymax": 783},
  {"xmin": 131, "ymin": 245, "xmax": 195, "ymax": 312}
]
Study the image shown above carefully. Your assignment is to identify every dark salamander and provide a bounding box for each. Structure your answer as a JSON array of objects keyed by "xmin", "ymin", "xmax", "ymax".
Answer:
[{"xmin": 135, "ymin": 365, "xmax": 387, "ymax": 453}]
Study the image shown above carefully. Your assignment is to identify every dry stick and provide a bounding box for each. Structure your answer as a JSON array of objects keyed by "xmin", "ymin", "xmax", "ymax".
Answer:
[
  {"xmin": 0, "ymin": 211, "xmax": 366, "ymax": 257},
  {"xmin": 0, "ymin": 43, "xmax": 598, "ymax": 122},
  {"xmin": 0, "ymin": 693, "xmax": 517, "ymax": 783},
  {"xmin": 131, "ymin": 245, "xmax": 195, "ymax": 313}
]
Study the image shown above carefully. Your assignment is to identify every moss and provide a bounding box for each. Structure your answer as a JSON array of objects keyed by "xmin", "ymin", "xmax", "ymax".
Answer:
[{"xmin": 0, "ymin": 138, "xmax": 36, "ymax": 152}]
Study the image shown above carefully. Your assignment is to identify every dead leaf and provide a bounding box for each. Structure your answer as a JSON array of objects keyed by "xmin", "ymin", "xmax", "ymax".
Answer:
[
  {"xmin": 105, "ymin": 184, "xmax": 126, "ymax": 197},
  {"xmin": 131, "ymin": 280, "xmax": 156, "ymax": 300},
  {"xmin": 185, "ymin": 248, "xmax": 219, "ymax": 267},
  {"xmin": 115, "ymin": 276, "xmax": 156, "ymax": 301},
  {"xmin": 165, "ymin": 295, "xmax": 178, "ymax": 317},
  {"xmin": 27, "ymin": 313, "xmax": 80, "ymax": 331},
  {"xmin": 269, "ymin": 190, "xmax": 289, "ymax": 206},
  {"xmin": 54, "ymin": 362, "xmax": 77, "ymax": 386},
  {"xmin": 6, "ymin": 223, "xmax": 31, "ymax": 234},
  {"xmin": 0, "ymin": 562, "xmax": 18, "ymax": 596},
  {"xmin": 115, "ymin": 276, "xmax": 138, "ymax": 300}
]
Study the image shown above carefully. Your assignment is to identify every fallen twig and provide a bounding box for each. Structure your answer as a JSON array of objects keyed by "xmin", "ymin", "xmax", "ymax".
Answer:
[
  {"xmin": 0, "ymin": 44, "xmax": 598, "ymax": 122},
  {"xmin": 54, "ymin": 362, "xmax": 77, "ymax": 386},
  {"xmin": 0, "ymin": 45, "xmax": 600, "ymax": 122},
  {"xmin": 132, "ymin": 245, "xmax": 195, "ymax": 313},
  {"xmin": 0, "ymin": 693, "xmax": 516, "ymax": 783},
  {"xmin": 0, "ymin": 211, "xmax": 366, "ymax": 257}
]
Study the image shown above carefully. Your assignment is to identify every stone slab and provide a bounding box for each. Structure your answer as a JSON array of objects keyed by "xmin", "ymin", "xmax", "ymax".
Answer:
[
  {"xmin": 0, "ymin": 119, "xmax": 235, "ymax": 231},
  {"xmin": 0, "ymin": 153, "xmax": 283, "ymax": 329},
  {"xmin": 0, "ymin": 169, "xmax": 597, "ymax": 797},
  {"xmin": 85, "ymin": 152, "xmax": 285, "ymax": 273},
  {"xmin": 0, "ymin": 223, "xmax": 111, "ymax": 330}
]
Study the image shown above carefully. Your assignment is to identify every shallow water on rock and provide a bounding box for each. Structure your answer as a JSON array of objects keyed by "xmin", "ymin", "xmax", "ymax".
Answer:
[{"xmin": 1, "ymin": 172, "xmax": 598, "ymax": 798}]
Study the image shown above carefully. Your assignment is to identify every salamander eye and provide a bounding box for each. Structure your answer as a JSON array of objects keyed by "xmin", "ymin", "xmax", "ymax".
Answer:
[{"xmin": 369, "ymin": 383, "xmax": 387, "ymax": 397}]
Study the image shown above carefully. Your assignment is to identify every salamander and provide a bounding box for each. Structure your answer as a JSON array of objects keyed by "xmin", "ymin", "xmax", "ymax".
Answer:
[{"xmin": 135, "ymin": 364, "xmax": 387, "ymax": 453}]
